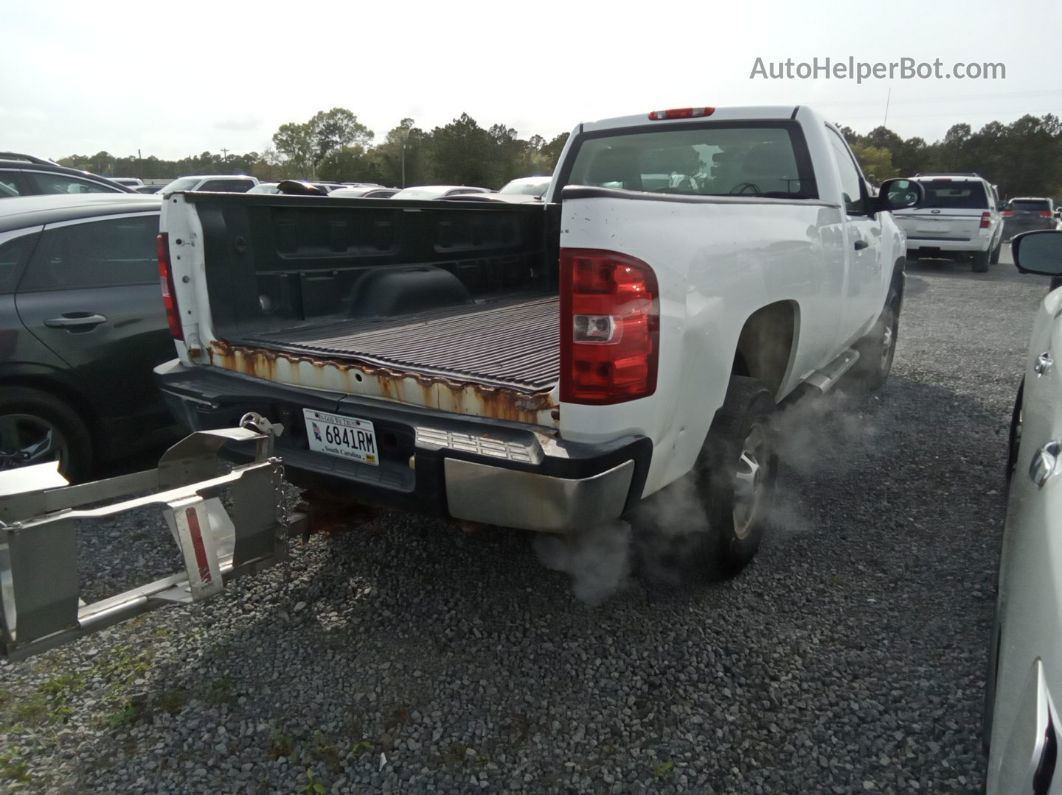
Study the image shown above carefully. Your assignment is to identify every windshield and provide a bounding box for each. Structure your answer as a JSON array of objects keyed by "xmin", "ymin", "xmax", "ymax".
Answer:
[
  {"xmin": 917, "ymin": 180, "xmax": 988, "ymax": 209},
  {"xmin": 561, "ymin": 124, "xmax": 812, "ymax": 198},
  {"xmin": 160, "ymin": 177, "xmax": 201, "ymax": 193},
  {"xmin": 1009, "ymin": 199, "xmax": 1050, "ymax": 211},
  {"xmin": 500, "ymin": 178, "xmax": 550, "ymax": 196}
]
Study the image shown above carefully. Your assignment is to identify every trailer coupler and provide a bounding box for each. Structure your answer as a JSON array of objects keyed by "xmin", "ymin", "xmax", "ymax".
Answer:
[{"xmin": 0, "ymin": 427, "xmax": 288, "ymax": 661}]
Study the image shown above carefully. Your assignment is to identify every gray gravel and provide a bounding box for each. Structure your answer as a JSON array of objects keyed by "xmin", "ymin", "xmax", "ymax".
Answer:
[{"xmin": 0, "ymin": 251, "xmax": 1047, "ymax": 793}]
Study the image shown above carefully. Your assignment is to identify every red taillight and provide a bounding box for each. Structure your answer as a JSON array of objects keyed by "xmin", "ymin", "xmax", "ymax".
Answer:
[
  {"xmin": 156, "ymin": 233, "xmax": 183, "ymax": 340},
  {"xmin": 560, "ymin": 248, "xmax": 659, "ymax": 405},
  {"xmin": 1001, "ymin": 210, "xmax": 1014, "ymax": 217},
  {"xmin": 980, "ymin": 212, "xmax": 992, "ymax": 229},
  {"xmin": 1041, "ymin": 210, "xmax": 1053, "ymax": 218},
  {"xmin": 648, "ymin": 107, "xmax": 715, "ymax": 120}
]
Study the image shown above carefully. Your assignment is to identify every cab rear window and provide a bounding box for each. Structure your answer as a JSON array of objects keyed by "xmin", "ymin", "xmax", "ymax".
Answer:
[
  {"xmin": 559, "ymin": 123, "xmax": 815, "ymax": 199},
  {"xmin": 919, "ymin": 180, "xmax": 988, "ymax": 209},
  {"xmin": 1008, "ymin": 199, "xmax": 1050, "ymax": 211}
]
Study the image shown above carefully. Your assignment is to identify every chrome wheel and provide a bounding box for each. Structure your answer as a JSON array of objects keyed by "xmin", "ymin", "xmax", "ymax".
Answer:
[
  {"xmin": 732, "ymin": 425, "xmax": 768, "ymax": 540},
  {"xmin": 0, "ymin": 413, "xmax": 69, "ymax": 471},
  {"xmin": 880, "ymin": 314, "xmax": 896, "ymax": 369}
]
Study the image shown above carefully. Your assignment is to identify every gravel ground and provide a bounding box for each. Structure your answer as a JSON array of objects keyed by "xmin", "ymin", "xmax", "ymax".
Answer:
[{"xmin": 0, "ymin": 251, "xmax": 1048, "ymax": 794}]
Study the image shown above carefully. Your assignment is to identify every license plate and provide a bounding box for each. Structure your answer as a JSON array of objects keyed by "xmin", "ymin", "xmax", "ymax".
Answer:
[{"xmin": 303, "ymin": 409, "xmax": 378, "ymax": 466}]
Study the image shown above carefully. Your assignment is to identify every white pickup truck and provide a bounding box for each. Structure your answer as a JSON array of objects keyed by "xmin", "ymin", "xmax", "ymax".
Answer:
[{"xmin": 153, "ymin": 105, "xmax": 922, "ymax": 579}]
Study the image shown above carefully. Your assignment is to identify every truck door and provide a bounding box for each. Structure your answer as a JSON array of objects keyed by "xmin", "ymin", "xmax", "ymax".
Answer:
[{"xmin": 824, "ymin": 127, "xmax": 884, "ymax": 344}]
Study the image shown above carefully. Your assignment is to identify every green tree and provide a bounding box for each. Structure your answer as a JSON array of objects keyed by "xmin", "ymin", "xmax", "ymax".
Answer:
[
  {"xmin": 851, "ymin": 144, "xmax": 898, "ymax": 182},
  {"xmin": 308, "ymin": 108, "xmax": 373, "ymax": 167},
  {"xmin": 272, "ymin": 122, "xmax": 315, "ymax": 176}
]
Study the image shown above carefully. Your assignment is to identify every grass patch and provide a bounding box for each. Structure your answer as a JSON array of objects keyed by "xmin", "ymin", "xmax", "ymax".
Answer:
[
  {"xmin": 309, "ymin": 732, "xmax": 340, "ymax": 771},
  {"xmin": 0, "ymin": 752, "xmax": 30, "ymax": 785},
  {"xmin": 654, "ymin": 760, "xmax": 675, "ymax": 781},
  {"xmin": 269, "ymin": 724, "xmax": 296, "ymax": 760},
  {"xmin": 204, "ymin": 677, "xmax": 236, "ymax": 706}
]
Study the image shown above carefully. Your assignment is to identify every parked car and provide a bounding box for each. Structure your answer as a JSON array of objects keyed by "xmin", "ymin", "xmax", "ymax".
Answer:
[
  {"xmin": 109, "ymin": 177, "xmax": 145, "ymax": 188},
  {"xmin": 134, "ymin": 185, "xmax": 164, "ymax": 194},
  {"xmin": 0, "ymin": 194, "xmax": 178, "ymax": 480},
  {"xmin": 892, "ymin": 172, "xmax": 1004, "ymax": 272},
  {"xmin": 0, "ymin": 152, "xmax": 135, "ymax": 198},
  {"xmin": 1002, "ymin": 197, "xmax": 1057, "ymax": 240},
  {"xmin": 444, "ymin": 177, "xmax": 549, "ymax": 204},
  {"xmin": 158, "ymin": 175, "xmax": 259, "ymax": 195},
  {"xmin": 390, "ymin": 185, "xmax": 492, "ymax": 200},
  {"xmin": 329, "ymin": 186, "xmax": 399, "ymax": 199},
  {"xmin": 499, "ymin": 176, "xmax": 551, "ymax": 198},
  {"xmin": 248, "ymin": 181, "xmax": 348, "ymax": 195},
  {"xmin": 155, "ymin": 105, "xmax": 922, "ymax": 580},
  {"xmin": 984, "ymin": 228, "xmax": 1062, "ymax": 794}
]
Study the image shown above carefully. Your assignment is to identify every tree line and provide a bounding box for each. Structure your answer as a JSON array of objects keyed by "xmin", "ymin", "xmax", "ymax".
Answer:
[
  {"xmin": 58, "ymin": 108, "xmax": 569, "ymax": 190},
  {"xmin": 57, "ymin": 107, "xmax": 1061, "ymax": 199},
  {"xmin": 843, "ymin": 113, "xmax": 1061, "ymax": 200}
]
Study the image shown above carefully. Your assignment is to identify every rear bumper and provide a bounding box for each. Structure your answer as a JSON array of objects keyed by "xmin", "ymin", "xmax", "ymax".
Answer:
[
  {"xmin": 155, "ymin": 360, "xmax": 651, "ymax": 533},
  {"xmin": 906, "ymin": 237, "xmax": 991, "ymax": 254}
]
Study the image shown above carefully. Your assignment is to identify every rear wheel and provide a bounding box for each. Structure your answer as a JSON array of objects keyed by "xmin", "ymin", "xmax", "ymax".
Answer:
[
  {"xmin": 990, "ymin": 240, "xmax": 1002, "ymax": 265},
  {"xmin": 0, "ymin": 387, "xmax": 92, "ymax": 482},
  {"xmin": 633, "ymin": 377, "xmax": 777, "ymax": 582},
  {"xmin": 972, "ymin": 249, "xmax": 990, "ymax": 272},
  {"xmin": 850, "ymin": 281, "xmax": 900, "ymax": 392}
]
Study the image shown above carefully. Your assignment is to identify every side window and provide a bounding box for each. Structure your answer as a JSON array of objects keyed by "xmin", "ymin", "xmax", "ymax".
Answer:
[
  {"xmin": 0, "ymin": 170, "xmax": 30, "ymax": 197},
  {"xmin": 825, "ymin": 128, "xmax": 866, "ymax": 215},
  {"xmin": 31, "ymin": 172, "xmax": 120, "ymax": 195},
  {"xmin": 0, "ymin": 233, "xmax": 38, "ymax": 293},
  {"xmin": 20, "ymin": 215, "xmax": 160, "ymax": 291}
]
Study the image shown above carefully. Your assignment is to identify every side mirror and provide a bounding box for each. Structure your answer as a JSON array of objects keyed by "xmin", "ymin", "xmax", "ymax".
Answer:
[
  {"xmin": 874, "ymin": 178, "xmax": 924, "ymax": 214},
  {"xmin": 1013, "ymin": 230, "xmax": 1062, "ymax": 277}
]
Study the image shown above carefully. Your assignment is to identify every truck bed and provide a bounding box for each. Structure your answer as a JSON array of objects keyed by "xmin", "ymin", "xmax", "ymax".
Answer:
[{"xmin": 240, "ymin": 295, "xmax": 559, "ymax": 392}]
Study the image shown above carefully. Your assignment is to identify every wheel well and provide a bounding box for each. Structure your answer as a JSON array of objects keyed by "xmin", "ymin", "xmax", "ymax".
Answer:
[
  {"xmin": 732, "ymin": 301, "xmax": 798, "ymax": 396},
  {"xmin": 0, "ymin": 375, "xmax": 98, "ymax": 434}
]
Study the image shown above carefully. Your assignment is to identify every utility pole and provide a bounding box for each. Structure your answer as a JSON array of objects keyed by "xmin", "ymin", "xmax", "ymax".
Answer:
[
  {"xmin": 401, "ymin": 140, "xmax": 406, "ymax": 188},
  {"xmin": 220, "ymin": 147, "xmax": 230, "ymax": 159}
]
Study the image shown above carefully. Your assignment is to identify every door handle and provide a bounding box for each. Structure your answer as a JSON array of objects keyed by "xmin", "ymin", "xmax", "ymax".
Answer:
[
  {"xmin": 1030, "ymin": 441, "xmax": 1061, "ymax": 487},
  {"xmin": 853, "ymin": 239, "xmax": 869, "ymax": 250},
  {"xmin": 1035, "ymin": 352, "xmax": 1054, "ymax": 376},
  {"xmin": 43, "ymin": 313, "xmax": 107, "ymax": 329}
]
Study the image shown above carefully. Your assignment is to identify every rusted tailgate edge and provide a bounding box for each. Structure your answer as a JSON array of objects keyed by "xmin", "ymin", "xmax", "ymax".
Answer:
[{"xmin": 208, "ymin": 340, "xmax": 559, "ymax": 427}]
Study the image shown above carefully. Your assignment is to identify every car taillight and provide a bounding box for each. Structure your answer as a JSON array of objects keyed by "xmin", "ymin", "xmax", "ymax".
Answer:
[
  {"xmin": 156, "ymin": 233, "xmax": 184, "ymax": 340},
  {"xmin": 560, "ymin": 248, "xmax": 659, "ymax": 405},
  {"xmin": 648, "ymin": 107, "xmax": 715, "ymax": 120},
  {"xmin": 980, "ymin": 212, "xmax": 992, "ymax": 229},
  {"xmin": 1001, "ymin": 210, "xmax": 1014, "ymax": 217},
  {"xmin": 1041, "ymin": 210, "xmax": 1053, "ymax": 218}
]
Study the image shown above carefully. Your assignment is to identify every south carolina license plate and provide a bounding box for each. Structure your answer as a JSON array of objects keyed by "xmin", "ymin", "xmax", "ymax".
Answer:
[{"xmin": 303, "ymin": 409, "xmax": 378, "ymax": 466}]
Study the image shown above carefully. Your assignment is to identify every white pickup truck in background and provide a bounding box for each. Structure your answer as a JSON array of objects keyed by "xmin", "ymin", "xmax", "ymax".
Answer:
[{"xmin": 154, "ymin": 105, "xmax": 922, "ymax": 580}]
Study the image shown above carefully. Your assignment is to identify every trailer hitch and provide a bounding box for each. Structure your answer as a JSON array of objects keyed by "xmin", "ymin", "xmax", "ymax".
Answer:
[{"xmin": 0, "ymin": 427, "xmax": 288, "ymax": 662}]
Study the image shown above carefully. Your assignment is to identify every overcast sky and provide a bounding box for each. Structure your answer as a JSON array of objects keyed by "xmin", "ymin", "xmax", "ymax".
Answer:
[{"xmin": 2, "ymin": 0, "xmax": 1058, "ymax": 160}]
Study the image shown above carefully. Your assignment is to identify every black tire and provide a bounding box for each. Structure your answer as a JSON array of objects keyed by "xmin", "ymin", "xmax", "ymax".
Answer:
[
  {"xmin": 632, "ymin": 377, "xmax": 777, "ymax": 582},
  {"xmin": 0, "ymin": 386, "xmax": 92, "ymax": 481},
  {"xmin": 1006, "ymin": 378, "xmax": 1023, "ymax": 483},
  {"xmin": 990, "ymin": 240, "xmax": 1002, "ymax": 265},
  {"xmin": 972, "ymin": 250, "xmax": 990, "ymax": 272},
  {"xmin": 849, "ymin": 281, "xmax": 900, "ymax": 393}
]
